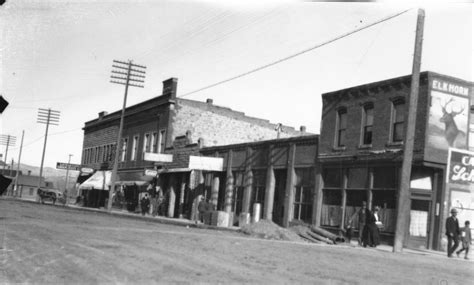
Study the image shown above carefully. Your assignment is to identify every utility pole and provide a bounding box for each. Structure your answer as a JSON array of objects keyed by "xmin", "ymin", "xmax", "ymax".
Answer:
[
  {"xmin": 107, "ymin": 59, "xmax": 146, "ymax": 211},
  {"xmin": 37, "ymin": 108, "xmax": 60, "ymax": 190},
  {"xmin": 64, "ymin": 154, "xmax": 73, "ymax": 192},
  {"xmin": 14, "ymin": 130, "xmax": 24, "ymax": 197},
  {"xmin": 393, "ymin": 8, "xmax": 425, "ymax": 253},
  {"xmin": 0, "ymin": 134, "xmax": 16, "ymax": 176}
]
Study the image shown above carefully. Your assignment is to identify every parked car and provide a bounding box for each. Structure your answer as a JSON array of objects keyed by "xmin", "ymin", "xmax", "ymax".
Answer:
[{"xmin": 37, "ymin": 188, "xmax": 63, "ymax": 205}]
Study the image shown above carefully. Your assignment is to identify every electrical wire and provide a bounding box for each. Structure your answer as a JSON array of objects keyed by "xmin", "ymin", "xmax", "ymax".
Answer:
[{"xmin": 179, "ymin": 8, "xmax": 413, "ymax": 98}]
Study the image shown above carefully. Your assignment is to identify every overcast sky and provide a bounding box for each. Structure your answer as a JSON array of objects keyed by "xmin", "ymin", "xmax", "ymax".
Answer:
[{"xmin": 0, "ymin": 0, "xmax": 472, "ymax": 169}]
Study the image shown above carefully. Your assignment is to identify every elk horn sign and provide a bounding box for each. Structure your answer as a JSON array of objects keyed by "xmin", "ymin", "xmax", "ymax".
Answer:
[{"xmin": 440, "ymin": 98, "xmax": 465, "ymax": 147}]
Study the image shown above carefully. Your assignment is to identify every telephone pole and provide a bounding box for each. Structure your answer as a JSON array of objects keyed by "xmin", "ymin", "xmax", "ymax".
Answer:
[
  {"xmin": 37, "ymin": 108, "xmax": 60, "ymax": 190},
  {"xmin": 0, "ymin": 134, "xmax": 16, "ymax": 175},
  {"xmin": 64, "ymin": 154, "xmax": 73, "ymax": 192},
  {"xmin": 107, "ymin": 59, "xmax": 146, "ymax": 210},
  {"xmin": 393, "ymin": 8, "xmax": 425, "ymax": 253},
  {"xmin": 13, "ymin": 130, "xmax": 24, "ymax": 197}
]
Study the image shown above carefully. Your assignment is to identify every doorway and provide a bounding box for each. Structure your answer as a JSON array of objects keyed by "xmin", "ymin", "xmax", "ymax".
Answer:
[{"xmin": 407, "ymin": 198, "xmax": 431, "ymax": 249}]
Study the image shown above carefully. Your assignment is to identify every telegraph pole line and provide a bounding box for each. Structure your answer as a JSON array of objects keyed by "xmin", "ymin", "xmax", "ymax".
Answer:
[
  {"xmin": 107, "ymin": 59, "xmax": 146, "ymax": 211},
  {"xmin": 0, "ymin": 134, "xmax": 16, "ymax": 175},
  {"xmin": 37, "ymin": 108, "xmax": 60, "ymax": 190},
  {"xmin": 14, "ymin": 130, "xmax": 24, "ymax": 197},
  {"xmin": 393, "ymin": 8, "xmax": 425, "ymax": 253}
]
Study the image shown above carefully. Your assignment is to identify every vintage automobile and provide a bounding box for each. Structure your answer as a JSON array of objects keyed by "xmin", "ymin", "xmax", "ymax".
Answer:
[{"xmin": 37, "ymin": 188, "xmax": 64, "ymax": 205}]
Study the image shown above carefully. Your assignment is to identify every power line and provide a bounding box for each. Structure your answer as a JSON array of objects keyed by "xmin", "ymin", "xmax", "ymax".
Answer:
[{"xmin": 179, "ymin": 8, "xmax": 412, "ymax": 98}]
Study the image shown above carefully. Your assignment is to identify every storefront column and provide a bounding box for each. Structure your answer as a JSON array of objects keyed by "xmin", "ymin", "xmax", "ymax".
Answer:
[
  {"xmin": 211, "ymin": 175, "xmax": 220, "ymax": 210},
  {"xmin": 224, "ymin": 150, "xmax": 234, "ymax": 213},
  {"xmin": 367, "ymin": 168, "xmax": 374, "ymax": 210},
  {"xmin": 312, "ymin": 164, "xmax": 324, "ymax": 227},
  {"xmin": 340, "ymin": 169, "xmax": 348, "ymax": 231},
  {"xmin": 242, "ymin": 147, "xmax": 253, "ymax": 214},
  {"xmin": 283, "ymin": 143, "xmax": 296, "ymax": 228},
  {"xmin": 178, "ymin": 177, "xmax": 186, "ymax": 218},
  {"xmin": 167, "ymin": 175, "xmax": 176, "ymax": 218},
  {"xmin": 263, "ymin": 146, "xmax": 275, "ymax": 220}
]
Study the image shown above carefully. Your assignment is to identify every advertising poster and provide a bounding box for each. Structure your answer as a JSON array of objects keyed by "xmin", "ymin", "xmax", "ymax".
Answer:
[
  {"xmin": 425, "ymin": 78, "xmax": 470, "ymax": 163},
  {"xmin": 446, "ymin": 148, "xmax": 474, "ymax": 231}
]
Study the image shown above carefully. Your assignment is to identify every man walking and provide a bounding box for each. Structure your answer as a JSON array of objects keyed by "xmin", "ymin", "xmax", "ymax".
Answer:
[
  {"xmin": 446, "ymin": 208, "xmax": 460, "ymax": 258},
  {"xmin": 349, "ymin": 201, "xmax": 370, "ymax": 246}
]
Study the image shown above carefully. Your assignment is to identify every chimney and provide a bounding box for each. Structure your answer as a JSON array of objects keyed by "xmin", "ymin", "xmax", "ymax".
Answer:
[
  {"xmin": 98, "ymin": 111, "xmax": 108, "ymax": 120},
  {"xmin": 28, "ymin": 170, "xmax": 31, "ymax": 176},
  {"xmin": 198, "ymin": 137, "xmax": 205, "ymax": 148},
  {"xmin": 185, "ymin": 130, "xmax": 193, "ymax": 144},
  {"xmin": 300, "ymin": 126, "xmax": 306, "ymax": 133},
  {"xmin": 162, "ymin": 78, "xmax": 178, "ymax": 99},
  {"xmin": 206, "ymin": 98, "xmax": 213, "ymax": 105}
]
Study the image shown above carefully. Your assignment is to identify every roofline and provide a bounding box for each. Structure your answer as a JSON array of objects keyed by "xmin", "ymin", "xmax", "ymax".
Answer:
[
  {"xmin": 201, "ymin": 134, "xmax": 319, "ymax": 152},
  {"xmin": 322, "ymin": 71, "xmax": 473, "ymax": 99}
]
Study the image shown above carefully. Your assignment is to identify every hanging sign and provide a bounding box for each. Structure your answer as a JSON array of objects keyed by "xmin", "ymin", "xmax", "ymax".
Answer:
[{"xmin": 447, "ymin": 148, "xmax": 474, "ymax": 184}]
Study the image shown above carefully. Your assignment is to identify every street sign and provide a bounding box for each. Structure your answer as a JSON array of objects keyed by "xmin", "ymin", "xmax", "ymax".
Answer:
[
  {"xmin": 143, "ymin": 152, "xmax": 173, "ymax": 162},
  {"xmin": 56, "ymin": 162, "xmax": 82, "ymax": 171},
  {"xmin": 144, "ymin": 169, "xmax": 158, "ymax": 177},
  {"xmin": 81, "ymin": 167, "xmax": 94, "ymax": 174}
]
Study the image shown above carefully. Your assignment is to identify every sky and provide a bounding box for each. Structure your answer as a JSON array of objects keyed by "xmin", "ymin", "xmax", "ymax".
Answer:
[{"xmin": 0, "ymin": 0, "xmax": 472, "ymax": 169}]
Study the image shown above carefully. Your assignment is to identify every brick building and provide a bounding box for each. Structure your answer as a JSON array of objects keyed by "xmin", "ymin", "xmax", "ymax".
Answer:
[
  {"xmin": 80, "ymin": 78, "xmax": 309, "ymax": 210},
  {"xmin": 315, "ymin": 71, "xmax": 473, "ymax": 250}
]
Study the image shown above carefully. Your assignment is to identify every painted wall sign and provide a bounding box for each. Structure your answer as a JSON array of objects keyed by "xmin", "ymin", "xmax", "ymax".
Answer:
[
  {"xmin": 447, "ymin": 148, "xmax": 474, "ymax": 184},
  {"xmin": 143, "ymin": 152, "xmax": 173, "ymax": 162},
  {"xmin": 188, "ymin": 156, "xmax": 223, "ymax": 171},
  {"xmin": 425, "ymin": 77, "xmax": 470, "ymax": 163}
]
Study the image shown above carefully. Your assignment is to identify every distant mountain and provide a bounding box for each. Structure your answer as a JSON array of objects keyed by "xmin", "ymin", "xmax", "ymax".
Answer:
[{"xmin": 9, "ymin": 163, "xmax": 79, "ymax": 190}]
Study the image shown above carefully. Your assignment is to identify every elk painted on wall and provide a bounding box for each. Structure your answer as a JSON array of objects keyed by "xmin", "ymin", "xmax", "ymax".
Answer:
[{"xmin": 439, "ymin": 97, "xmax": 466, "ymax": 147}]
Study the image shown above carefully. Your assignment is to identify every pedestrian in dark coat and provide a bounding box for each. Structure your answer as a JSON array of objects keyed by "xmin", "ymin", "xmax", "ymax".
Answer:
[
  {"xmin": 349, "ymin": 201, "xmax": 370, "ymax": 245},
  {"xmin": 446, "ymin": 208, "xmax": 461, "ymax": 258},
  {"xmin": 140, "ymin": 194, "xmax": 150, "ymax": 216},
  {"xmin": 362, "ymin": 206, "xmax": 381, "ymax": 248}
]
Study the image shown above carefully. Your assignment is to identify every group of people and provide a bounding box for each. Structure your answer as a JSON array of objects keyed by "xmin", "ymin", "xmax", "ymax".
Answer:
[
  {"xmin": 139, "ymin": 185, "xmax": 165, "ymax": 217},
  {"xmin": 348, "ymin": 201, "xmax": 384, "ymax": 248},
  {"xmin": 445, "ymin": 208, "xmax": 471, "ymax": 260}
]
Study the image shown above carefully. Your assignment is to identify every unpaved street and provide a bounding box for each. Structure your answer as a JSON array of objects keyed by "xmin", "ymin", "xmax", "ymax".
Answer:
[{"xmin": 0, "ymin": 199, "xmax": 472, "ymax": 284}]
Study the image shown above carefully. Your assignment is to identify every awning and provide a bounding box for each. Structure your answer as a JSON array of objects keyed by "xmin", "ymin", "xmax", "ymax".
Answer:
[
  {"xmin": 78, "ymin": 171, "xmax": 112, "ymax": 190},
  {"xmin": 157, "ymin": 168, "xmax": 191, "ymax": 174}
]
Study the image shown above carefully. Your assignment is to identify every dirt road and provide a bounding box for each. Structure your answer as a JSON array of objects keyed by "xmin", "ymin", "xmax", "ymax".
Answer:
[{"xmin": 0, "ymin": 199, "xmax": 472, "ymax": 284}]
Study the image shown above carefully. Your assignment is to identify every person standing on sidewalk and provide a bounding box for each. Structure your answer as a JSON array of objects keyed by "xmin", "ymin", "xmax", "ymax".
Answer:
[
  {"xmin": 140, "ymin": 194, "xmax": 150, "ymax": 216},
  {"xmin": 446, "ymin": 208, "xmax": 460, "ymax": 258},
  {"xmin": 348, "ymin": 201, "xmax": 370, "ymax": 246},
  {"xmin": 456, "ymin": 220, "xmax": 471, "ymax": 260}
]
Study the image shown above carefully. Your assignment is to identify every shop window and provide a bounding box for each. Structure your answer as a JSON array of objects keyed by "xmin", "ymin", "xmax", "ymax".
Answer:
[
  {"xmin": 294, "ymin": 168, "xmax": 314, "ymax": 222},
  {"xmin": 323, "ymin": 168, "xmax": 343, "ymax": 188},
  {"xmin": 347, "ymin": 168, "xmax": 368, "ymax": 189},
  {"xmin": 361, "ymin": 103, "xmax": 374, "ymax": 145},
  {"xmin": 344, "ymin": 190, "xmax": 367, "ymax": 227},
  {"xmin": 335, "ymin": 108, "xmax": 347, "ymax": 147},
  {"xmin": 321, "ymin": 189, "xmax": 342, "ymax": 227},
  {"xmin": 29, "ymin": 188, "xmax": 34, "ymax": 195},
  {"xmin": 372, "ymin": 190, "xmax": 397, "ymax": 233},
  {"xmin": 373, "ymin": 167, "xmax": 398, "ymax": 189},
  {"xmin": 392, "ymin": 99, "xmax": 405, "ymax": 143}
]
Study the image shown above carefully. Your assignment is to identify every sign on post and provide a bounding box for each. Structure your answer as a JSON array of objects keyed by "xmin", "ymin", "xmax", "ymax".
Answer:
[
  {"xmin": 56, "ymin": 162, "xmax": 82, "ymax": 171},
  {"xmin": 144, "ymin": 169, "xmax": 158, "ymax": 177}
]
